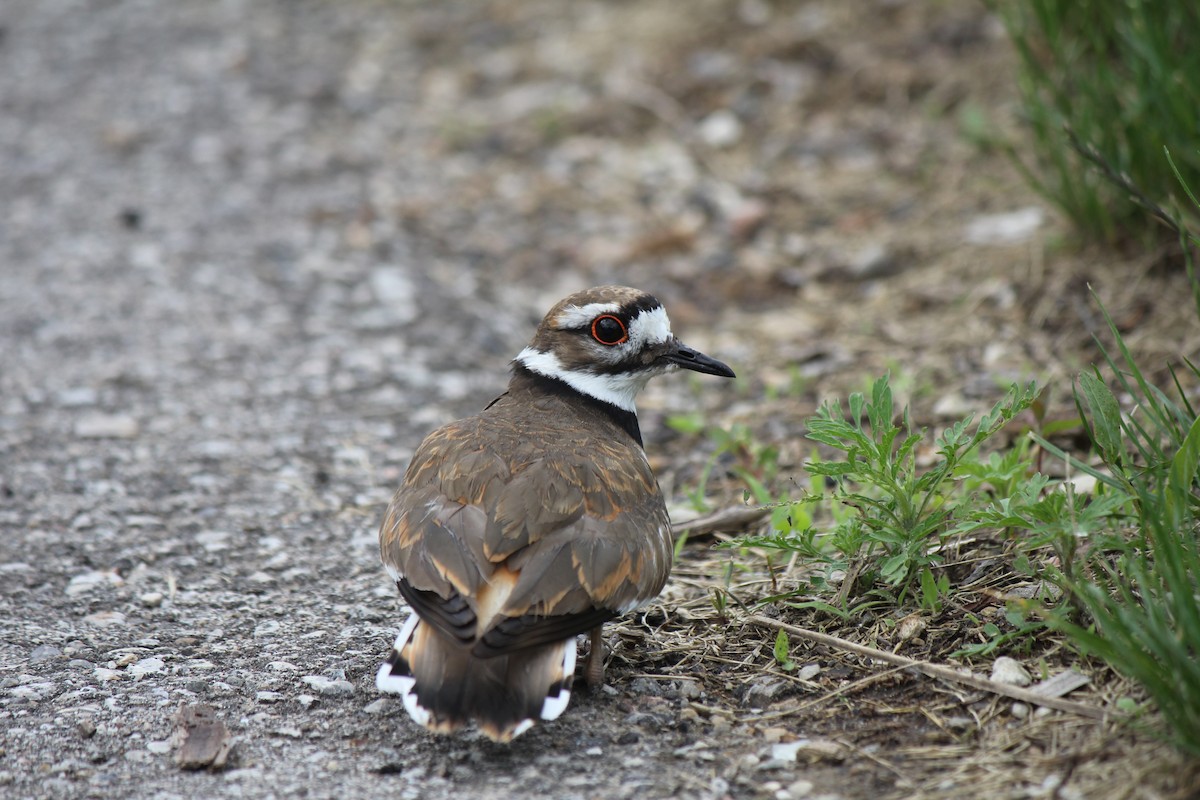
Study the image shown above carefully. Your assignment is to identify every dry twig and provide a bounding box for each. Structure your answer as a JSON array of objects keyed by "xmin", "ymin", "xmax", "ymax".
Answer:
[{"xmin": 748, "ymin": 615, "xmax": 1106, "ymax": 720}]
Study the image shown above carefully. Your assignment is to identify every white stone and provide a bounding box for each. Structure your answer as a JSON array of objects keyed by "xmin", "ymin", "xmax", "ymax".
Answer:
[
  {"xmin": 128, "ymin": 658, "xmax": 165, "ymax": 678},
  {"xmin": 74, "ymin": 413, "xmax": 139, "ymax": 439},
  {"xmin": 82, "ymin": 611, "xmax": 126, "ymax": 627},
  {"xmin": 964, "ymin": 206, "xmax": 1045, "ymax": 245},
  {"xmin": 698, "ymin": 110, "xmax": 743, "ymax": 148},
  {"xmin": 65, "ymin": 570, "xmax": 123, "ymax": 596},
  {"xmin": 301, "ymin": 676, "xmax": 354, "ymax": 696},
  {"xmin": 991, "ymin": 656, "xmax": 1032, "ymax": 687}
]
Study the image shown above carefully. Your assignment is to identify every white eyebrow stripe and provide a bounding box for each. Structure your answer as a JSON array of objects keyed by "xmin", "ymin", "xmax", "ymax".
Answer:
[
  {"xmin": 627, "ymin": 305, "xmax": 673, "ymax": 349},
  {"xmin": 554, "ymin": 302, "xmax": 622, "ymax": 329}
]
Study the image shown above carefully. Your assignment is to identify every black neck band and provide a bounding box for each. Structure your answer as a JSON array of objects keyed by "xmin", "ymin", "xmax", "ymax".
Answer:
[{"xmin": 510, "ymin": 364, "xmax": 643, "ymax": 447}]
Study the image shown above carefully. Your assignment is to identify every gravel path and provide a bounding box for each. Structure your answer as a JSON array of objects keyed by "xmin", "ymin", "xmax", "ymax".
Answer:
[{"xmin": 0, "ymin": 3, "xmax": 811, "ymax": 798}]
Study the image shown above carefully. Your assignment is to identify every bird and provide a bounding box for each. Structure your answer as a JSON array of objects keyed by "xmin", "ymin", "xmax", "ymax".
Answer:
[{"xmin": 375, "ymin": 285, "xmax": 735, "ymax": 742}]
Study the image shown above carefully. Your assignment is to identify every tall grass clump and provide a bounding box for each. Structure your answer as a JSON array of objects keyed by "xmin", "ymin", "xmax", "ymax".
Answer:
[
  {"xmin": 997, "ymin": 0, "xmax": 1200, "ymax": 245},
  {"xmin": 1032, "ymin": 171, "xmax": 1200, "ymax": 754}
]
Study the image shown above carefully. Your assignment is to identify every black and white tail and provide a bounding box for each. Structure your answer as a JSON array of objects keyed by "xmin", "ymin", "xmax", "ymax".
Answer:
[{"xmin": 376, "ymin": 612, "xmax": 575, "ymax": 742}]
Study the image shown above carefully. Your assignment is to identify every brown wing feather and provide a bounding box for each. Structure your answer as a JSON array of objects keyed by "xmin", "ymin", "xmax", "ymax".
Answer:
[{"xmin": 379, "ymin": 388, "xmax": 674, "ymax": 658}]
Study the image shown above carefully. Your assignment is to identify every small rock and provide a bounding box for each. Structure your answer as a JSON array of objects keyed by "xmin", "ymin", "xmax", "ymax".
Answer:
[
  {"xmin": 627, "ymin": 677, "xmax": 662, "ymax": 697},
  {"xmin": 139, "ymin": 592, "xmax": 164, "ymax": 608},
  {"xmin": 846, "ymin": 242, "xmax": 900, "ymax": 280},
  {"xmin": 128, "ymin": 657, "xmax": 165, "ymax": 678},
  {"xmin": 301, "ymin": 675, "xmax": 354, "ymax": 696},
  {"xmin": 743, "ymin": 676, "xmax": 787, "ymax": 707},
  {"xmin": 175, "ymin": 704, "xmax": 232, "ymax": 771},
  {"xmin": 964, "ymin": 206, "xmax": 1044, "ymax": 245},
  {"xmin": 738, "ymin": 0, "xmax": 771, "ymax": 25},
  {"xmin": 74, "ymin": 413, "xmax": 139, "ymax": 439},
  {"xmin": 787, "ymin": 779, "xmax": 815, "ymax": 798},
  {"xmin": 29, "ymin": 644, "xmax": 63, "ymax": 664},
  {"xmin": 77, "ymin": 718, "xmax": 97, "ymax": 738},
  {"xmin": 65, "ymin": 570, "xmax": 124, "ymax": 597},
  {"xmin": 147, "ymin": 740, "xmax": 173, "ymax": 755},
  {"xmin": 253, "ymin": 621, "xmax": 281, "ymax": 638},
  {"xmin": 362, "ymin": 698, "xmax": 389, "ymax": 714},
  {"xmin": 896, "ymin": 613, "xmax": 926, "ymax": 642},
  {"xmin": 82, "ymin": 611, "xmax": 126, "ymax": 627},
  {"xmin": 698, "ymin": 110, "xmax": 743, "ymax": 148},
  {"xmin": 94, "ymin": 667, "xmax": 123, "ymax": 682},
  {"xmin": 796, "ymin": 664, "xmax": 821, "ymax": 682},
  {"xmin": 771, "ymin": 738, "xmax": 845, "ymax": 763},
  {"xmin": 256, "ymin": 691, "xmax": 284, "ymax": 703},
  {"xmin": 9, "ymin": 682, "xmax": 55, "ymax": 701},
  {"xmin": 296, "ymin": 694, "xmax": 316, "ymax": 708},
  {"xmin": 195, "ymin": 531, "xmax": 230, "ymax": 552},
  {"xmin": 991, "ymin": 656, "xmax": 1032, "ymax": 687},
  {"xmin": 729, "ymin": 198, "xmax": 770, "ymax": 240},
  {"xmin": 585, "ymin": 746, "xmax": 602, "ymax": 757},
  {"xmin": 1011, "ymin": 702, "xmax": 1030, "ymax": 719},
  {"xmin": 369, "ymin": 268, "xmax": 418, "ymax": 323},
  {"xmin": 759, "ymin": 727, "xmax": 789, "ymax": 743},
  {"xmin": 56, "ymin": 387, "xmax": 99, "ymax": 407}
]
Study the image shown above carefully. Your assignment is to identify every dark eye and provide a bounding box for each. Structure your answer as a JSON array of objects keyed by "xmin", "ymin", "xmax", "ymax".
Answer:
[{"xmin": 591, "ymin": 314, "xmax": 628, "ymax": 345}]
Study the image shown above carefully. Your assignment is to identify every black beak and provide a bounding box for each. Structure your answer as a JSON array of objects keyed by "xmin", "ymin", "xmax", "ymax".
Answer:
[{"xmin": 662, "ymin": 340, "xmax": 736, "ymax": 378}]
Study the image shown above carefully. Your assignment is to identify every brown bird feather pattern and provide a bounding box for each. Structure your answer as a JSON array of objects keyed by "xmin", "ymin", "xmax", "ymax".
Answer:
[{"xmin": 375, "ymin": 286, "xmax": 734, "ymax": 741}]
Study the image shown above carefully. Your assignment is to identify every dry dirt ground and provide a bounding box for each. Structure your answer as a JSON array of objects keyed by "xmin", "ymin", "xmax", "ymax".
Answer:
[{"xmin": 2, "ymin": 1, "xmax": 1198, "ymax": 799}]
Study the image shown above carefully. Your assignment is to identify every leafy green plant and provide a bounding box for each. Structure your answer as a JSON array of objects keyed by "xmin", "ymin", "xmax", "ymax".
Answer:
[
  {"xmin": 995, "ymin": 0, "xmax": 1200, "ymax": 244},
  {"xmin": 955, "ymin": 605, "xmax": 1049, "ymax": 659},
  {"xmin": 743, "ymin": 374, "xmax": 1040, "ymax": 612}
]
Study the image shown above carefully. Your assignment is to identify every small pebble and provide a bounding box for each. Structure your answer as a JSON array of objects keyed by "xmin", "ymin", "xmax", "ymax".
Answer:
[
  {"xmin": 74, "ymin": 413, "xmax": 139, "ymax": 439},
  {"xmin": 362, "ymin": 698, "xmax": 389, "ymax": 714},
  {"xmin": 964, "ymin": 206, "xmax": 1044, "ymax": 245},
  {"xmin": 29, "ymin": 644, "xmax": 62, "ymax": 664},
  {"xmin": 301, "ymin": 675, "xmax": 354, "ymax": 696},
  {"xmin": 139, "ymin": 592, "xmax": 164, "ymax": 608},
  {"xmin": 65, "ymin": 570, "xmax": 123, "ymax": 597},
  {"xmin": 128, "ymin": 657, "xmax": 165, "ymax": 678},
  {"xmin": 698, "ymin": 110, "xmax": 743, "ymax": 148},
  {"xmin": 257, "ymin": 691, "xmax": 284, "ymax": 703},
  {"xmin": 991, "ymin": 656, "xmax": 1032, "ymax": 687}
]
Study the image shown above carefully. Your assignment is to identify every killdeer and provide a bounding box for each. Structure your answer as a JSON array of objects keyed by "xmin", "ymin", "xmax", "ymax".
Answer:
[{"xmin": 375, "ymin": 285, "xmax": 734, "ymax": 742}]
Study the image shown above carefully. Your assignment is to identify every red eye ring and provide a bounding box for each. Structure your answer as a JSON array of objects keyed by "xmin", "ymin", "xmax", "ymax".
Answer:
[{"xmin": 591, "ymin": 314, "xmax": 628, "ymax": 345}]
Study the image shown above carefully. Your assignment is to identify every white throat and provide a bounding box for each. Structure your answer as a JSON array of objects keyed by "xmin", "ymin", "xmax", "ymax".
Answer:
[{"xmin": 515, "ymin": 347, "xmax": 651, "ymax": 413}]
